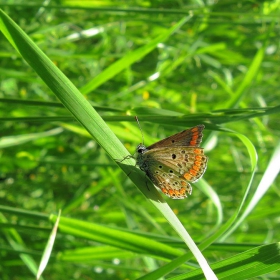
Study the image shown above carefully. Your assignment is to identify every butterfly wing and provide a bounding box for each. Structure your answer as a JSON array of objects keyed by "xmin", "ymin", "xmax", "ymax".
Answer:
[
  {"xmin": 141, "ymin": 147, "xmax": 207, "ymax": 181},
  {"xmin": 147, "ymin": 125, "xmax": 205, "ymax": 149},
  {"xmin": 145, "ymin": 166, "xmax": 192, "ymax": 199},
  {"xmin": 139, "ymin": 147, "xmax": 207, "ymax": 199}
]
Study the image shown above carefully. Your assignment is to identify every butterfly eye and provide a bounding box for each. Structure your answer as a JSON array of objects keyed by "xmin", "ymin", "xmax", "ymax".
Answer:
[{"xmin": 172, "ymin": 154, "xmax": 176, "ymax": 159}]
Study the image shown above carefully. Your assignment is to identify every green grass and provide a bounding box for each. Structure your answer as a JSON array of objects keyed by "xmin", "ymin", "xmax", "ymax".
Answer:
[{"xmin": 0, "ymin": 1, "xmax": 280, "ymax": 279}]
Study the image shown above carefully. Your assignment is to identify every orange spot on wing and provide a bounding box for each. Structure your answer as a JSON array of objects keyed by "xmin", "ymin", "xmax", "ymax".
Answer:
[
  {"xmin": 190, "ymin": 140, "xmax": 197, "ymax": 146},
  {"xmin": 194, "ymin": 148, "xmax": 203, "ymax": 154},
  {"xmin": 192, "ymin": 134, "xmax": 199, "ymax": 140},
  {"xmin": 168, "ymin": 189, "xmax": 175, "ymax": 197},
  {"xmin": 190, "ymin": 169, "xmax": 198, "ymax": 176},
  {"xmin": 181, "ymin": 181, "xmax": 187, "ymax": 186},
  {"xmin": 161, "ymin": 188, "xmax": 168, "ymax": 195},
  {"xmin": 189, "ymin": 131, "xmax": 200, "ymax": 146},
  {"xmin": 179, "ymin": 188, "xmax": 186, "ymax": 196},
  {"xmin": 174, "ymin": 189, "xmax": 180, "ymax": 196},
  {"xmin": 183, "ymin": 173, "xmax": 192, "ymax": 181},
  {"xmin": 191, "ymin": 127, "xmax": 199, "ymax": 132},
  {"xmin": 193, "ymin": 165, "xmax": 200, "ymax": 171}
]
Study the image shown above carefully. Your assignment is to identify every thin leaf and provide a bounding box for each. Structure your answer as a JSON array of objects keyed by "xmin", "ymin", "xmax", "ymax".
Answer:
[{"xmin": 37, "ymin": 210, "xmax": 61, "ymax": 280}]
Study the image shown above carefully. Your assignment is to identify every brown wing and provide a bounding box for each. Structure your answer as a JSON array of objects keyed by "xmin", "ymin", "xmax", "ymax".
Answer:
[
  {"xmin": 144, "ymin": 165, "xmax": 192, "ymax": 199},
  {"xmin": 147, "ymin": 125, "xmax": 205, "ymax": 149},
  {"xmin": 142, "ymin": 146, "xmax": 208, "ymax": 183}
]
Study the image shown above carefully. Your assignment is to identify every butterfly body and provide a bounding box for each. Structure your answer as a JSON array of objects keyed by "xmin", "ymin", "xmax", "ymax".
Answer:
[{"xmin": 136, "ymin": 125, "xmax": 208, "ymax": 199}]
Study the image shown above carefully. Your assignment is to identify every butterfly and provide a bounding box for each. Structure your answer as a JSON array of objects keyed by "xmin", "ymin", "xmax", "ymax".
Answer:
[{"xmin": 135, "ymin": 124, "xmax": 208, "ymax": 199}]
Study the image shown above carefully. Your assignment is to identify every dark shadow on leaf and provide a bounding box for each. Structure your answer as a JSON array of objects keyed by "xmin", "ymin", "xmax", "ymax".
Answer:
[{"xmin": 117, "ymin": 161, "xmax": 166, "ymax": 203}]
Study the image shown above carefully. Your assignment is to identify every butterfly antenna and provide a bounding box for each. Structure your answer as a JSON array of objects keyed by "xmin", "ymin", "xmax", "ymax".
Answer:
[{"xmin": 135, "ymin": 116, "xmax": 145, "ymax": 145}]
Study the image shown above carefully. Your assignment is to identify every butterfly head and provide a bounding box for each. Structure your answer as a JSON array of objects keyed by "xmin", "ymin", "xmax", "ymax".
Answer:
[{"xmin": 136, "ymin": 144, "xmax": 147, "ymax": 155}]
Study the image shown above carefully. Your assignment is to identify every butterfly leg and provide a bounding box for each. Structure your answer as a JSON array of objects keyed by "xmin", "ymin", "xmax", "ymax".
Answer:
[{"xmin": 116, "ymin": 154, "xmax": 134, "ymax": 163}]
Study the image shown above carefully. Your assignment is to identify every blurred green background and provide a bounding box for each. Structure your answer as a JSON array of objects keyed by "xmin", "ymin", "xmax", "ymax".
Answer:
[{"xmin": 0, "ymin": 1, "xmax": 279, "ymax": 279}]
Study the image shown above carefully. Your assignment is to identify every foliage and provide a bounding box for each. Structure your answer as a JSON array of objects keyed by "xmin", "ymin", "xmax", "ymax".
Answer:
[{"xmin": 0, "ymin": 1, "xmax": 280, "ymax": 279}]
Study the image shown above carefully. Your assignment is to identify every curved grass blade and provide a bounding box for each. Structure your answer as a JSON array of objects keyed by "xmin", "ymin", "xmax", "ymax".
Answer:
[
  {"xmin": 37, "ymin": 210, "xmax": 61, "ymax": 280},
  {"xmin": 167, "ymin": 243, "xmax": 280, "ymax": 280},
  {"xmin": 221, "ymin": 141, "xmax": 280, "ymax": 239}
]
